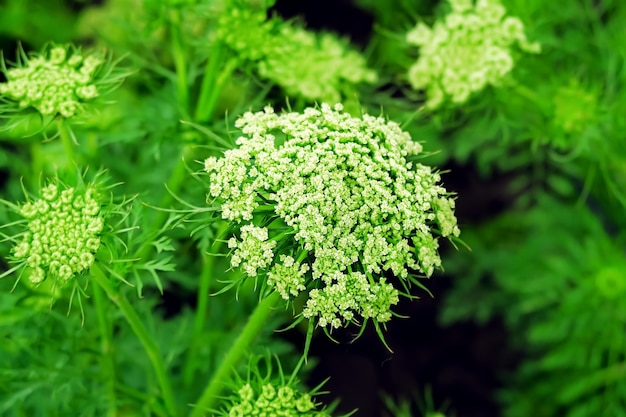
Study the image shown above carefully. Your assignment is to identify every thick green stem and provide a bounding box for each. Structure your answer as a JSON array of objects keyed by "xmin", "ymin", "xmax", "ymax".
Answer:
[
  {"xmin": 188, "ymin": 291, "xmax": 282, "ymax": 417},
  {"xmin": 92, "ymin": 279, "xmax": 117, "ymax": 417},
  {"xmin": 170, "ymin": 9, "xmax": 189, "ymax": 118},
  {"xmin": 91, "ymin": 263, "xmax": 179, "ymax": 417},
  {"xmin": 193, "ymin": 42, "xmax": 223, "ymax": 123},
  {"xmin": 57, "ymin": 118, "xmax": 77, "ymax": 167},
  {"xmin": 29, "ymin": 141, "xmax": 43, "ymax": 184},
  {"xmin": 193, "ymin": 0, "xmax": 239, "ymax": 123},
  {"xmin": 193, "ymin": 43, "xmax": 239, "ymax": 123}
]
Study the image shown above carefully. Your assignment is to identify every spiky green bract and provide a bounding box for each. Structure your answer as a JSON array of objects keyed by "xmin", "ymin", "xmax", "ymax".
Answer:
[
  {"xmin": 204, "ymin": 103, "xmax": 460, "ymax": 330},
  {"xmin": 382, "ymin": 386, "xmax": 450, "ymax": 417},
  {"xmin": 215, "ymin": 355, "xmax": 337, "ymax": 417},
  {"xmin": 406, "ymin": 0, "xmax": 540, "ymax": 109},
  {"xmin": 216, "ymin": 4, "xmax": 377, "ymax": 103},
  {"xmin": 0, "ymin": 173, "xmax": 162, "ymax": 310},
  {"xmin": 0, "ymin": 43, "xmax": 128, "ymax": 120}
]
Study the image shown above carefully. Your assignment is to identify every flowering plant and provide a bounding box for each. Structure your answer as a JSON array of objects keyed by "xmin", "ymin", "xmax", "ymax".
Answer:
[
  {"xmin": 1, "ymin": 0, "xmax": 624, "ymax": 417},
  {"xmin": 216, "ymin": 2, "xmax": 377, "ymax": 103},
  {"xmin": 406, "ymin": 0, "xmax": 540, "ymax": 108},
  {"xmin": 0, "ymin": 9, "xmax": 459, "ymax": 413},
  {"xmin": 205, "ymin": 103, "xmax": 459, "ymax": 333},
  {"xmin": 0, "ymin": 44, "xmax": 127, "ymax": 119}
]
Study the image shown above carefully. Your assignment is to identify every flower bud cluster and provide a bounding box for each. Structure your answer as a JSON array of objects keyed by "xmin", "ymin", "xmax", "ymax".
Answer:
[
  {"xmin": 226, "ymin": 382, "xmax": 329, "ymax": 417},
  {"xmin": 0, "ymin": 45, "xmax": 103, "ymax": 118},
  {"xmin": 406, "ymin": 0, "xmax": 540, "ymax": 109},
  {"xmin": 205, "ymin": 103, "xmax": 460, "ymax": 328},
  {"xmin": 12, "ymin": 183, "xmax": 102, "ymax": 284},
  {"xmin": 216, "ymin": 6, "xmax": 377, "ymax": 103},
  {"xmin": 552, "ymin": 79, "xmax": 598, "ymax": 136}
]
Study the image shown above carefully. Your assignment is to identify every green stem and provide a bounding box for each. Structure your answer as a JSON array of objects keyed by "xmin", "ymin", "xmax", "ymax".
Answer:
[
  {"xmin": 86, "ymin": 131, "xmax": 99, "ymax": 159},
  {"xmin": 170, "ymin": 9, "xmax": 189, "ymax": 118},
  {"xmin": 182, "ymin": 250, "xmax": 216, "ymax": 388},
  {"xmin": 193, "ymin": 42, "xmax": 224, "ymax": 123},
  {"xmin": 91, "ymin": 263, "xmax": 179, "ymax": 417},
  {"xmin": 149, "ymin": 143, "xmax": 191, "ymax": 233},
  {"xmin": 193, "ymin": 0, "xmax": 239, "ymax": 123},
  {"xmin": 57, "ymin": 118, "xmax": 77, "ymax": 167},
  {"xmin": 92, "ymin": 279, "xmax": 117, "ymax": 417},
  {"xmin": 188, "ymin": 291, "xmax": 282, "ymax": 417},
  {"xmin": 29, "ymin": 141, "xmax": 43, "ymax": 185},
  {"xmin": 182, "ymin": 221, "xmax": 230, "ymax": 389},
  {"xmin": 193, "ymin": 44, "xmax": 239, "ymax": 123}
]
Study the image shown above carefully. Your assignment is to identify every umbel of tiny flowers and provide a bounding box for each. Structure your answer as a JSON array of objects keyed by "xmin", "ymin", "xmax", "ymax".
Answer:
[
  {"xmin": 406, "ymin": 0, "xmax": 540, "ymax": 109},
  {"xmin": 552, "ymin": 78, "xmax": 599, "ymax": 136},
  {"xmin": 223, "ymin": 381, "xmax": 331, "ymax": 417},
  {"xmin": 0, "ymin": 43, "xmax": 127, "ymax": 120},
  {"xmin": 204, "ymin": 103, "xmax": 460, "ymax": 332},
  {"xmin": 214, "ymin": 355, "xmax": 339, "ymax": 417},
  {"xmin": 0, "ymin": 180, "xmax": 103, "ymax": 289},
  {"xmin": 215, "ymin": 4, "xmax": 377, "ymax": 103}
]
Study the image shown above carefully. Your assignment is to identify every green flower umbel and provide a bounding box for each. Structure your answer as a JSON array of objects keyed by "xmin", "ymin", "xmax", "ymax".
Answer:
[
  {"xmin": 11, "ymin": 183, "xmax": 103, "ymax": 285},
  {"xmin": 216, "ymin": 5, "xmax": 377, "ymax": 103},
  {"xmin": 0, "ymin": 44, "xmax": 121, "ymax": 118},
  {"xmin": 222, "ymin": 382, "xmax": 330, "ymax": 417},
  {"xmin": 406, "ymin": 0, "xmax": 540, "ymax": 109},
  {"xmin": 205, "ymin": 103, "xmax": 460, "ymax": 329},
  {"xmin": 552, "ymin": 78, "xmax": 599, "ymax": 136}
]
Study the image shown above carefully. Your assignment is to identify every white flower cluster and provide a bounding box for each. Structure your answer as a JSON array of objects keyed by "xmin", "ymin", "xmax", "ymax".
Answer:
[
  {"xmin": 304, "ymin": 273, "xmax": 398, "ymax": 328},
  {"xmin": 0, "ymin": 46, "xmax": 103, "ymax": 117},
  {"xmin": 206, "ymin": 103, "xmax": 460, "ymax": 328},
  {"xmin": 216, "ymin": 6, "xmax": 377, "ymax": 103},
  {"xmin": 406, "ymin": 0, "xmax": 540, "ymax": 108},
  {"xmin": 12, "ymin": 183, "xmax": 103, "ymax": 284},
  {"xmin": 267, "ymin": 255, "xmax": 309, "ymax": 300},
  {"xmin": 228, "ymin": 224, "xmax": 276, "ymax": 277}
]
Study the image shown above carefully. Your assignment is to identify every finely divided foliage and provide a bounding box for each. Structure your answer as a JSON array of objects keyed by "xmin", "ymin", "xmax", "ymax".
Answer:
[{"xmin": 205, "ymin": 103, "xmax": 460, "ymax": 329}]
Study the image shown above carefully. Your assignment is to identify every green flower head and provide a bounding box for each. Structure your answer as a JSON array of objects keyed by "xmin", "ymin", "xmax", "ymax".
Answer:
[
  {"xmin": 216, "ymin": 4, "xmax": 377, "ymax": 103},
  {"xmin": 9, "ymin": 182, "xmax": 103, "ymax": 286},
  {"xmin": 552, "ymin": 78, "xmax": 599, "ymax": 136},
  {"xmin": 406, "ymin": 0, "xmax": 540, "ymax": 109},
  {"xmin": 0, "ymin": 174, "xmax": 150, "ymax": 313},
  {"xmin": 0, "ymin": 44, "xmax": 126, "ymax": 119},
  {"xmin": 205, "ymin": 103, "xmax": 460, "ymax": 329},
  {"xmin": 214, "ymin": 354, "xmax": 339, "ymax": 417},
  {"xmin": 221, "ymin": 381, "xmax": 330, "ymax": 417}
]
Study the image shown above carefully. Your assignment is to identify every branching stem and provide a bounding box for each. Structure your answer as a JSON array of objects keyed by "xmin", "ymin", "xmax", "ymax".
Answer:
[
  {"xmin": 92, "ymin": 280, "xmax": 118, "ymax": 417},
  {"xmin": 91, "ymin": 263, "xmax": 179, "ymax": 417},
  {"xmin": 188, "ymin": 291, "xmax": 282, "ymax": 417}
]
